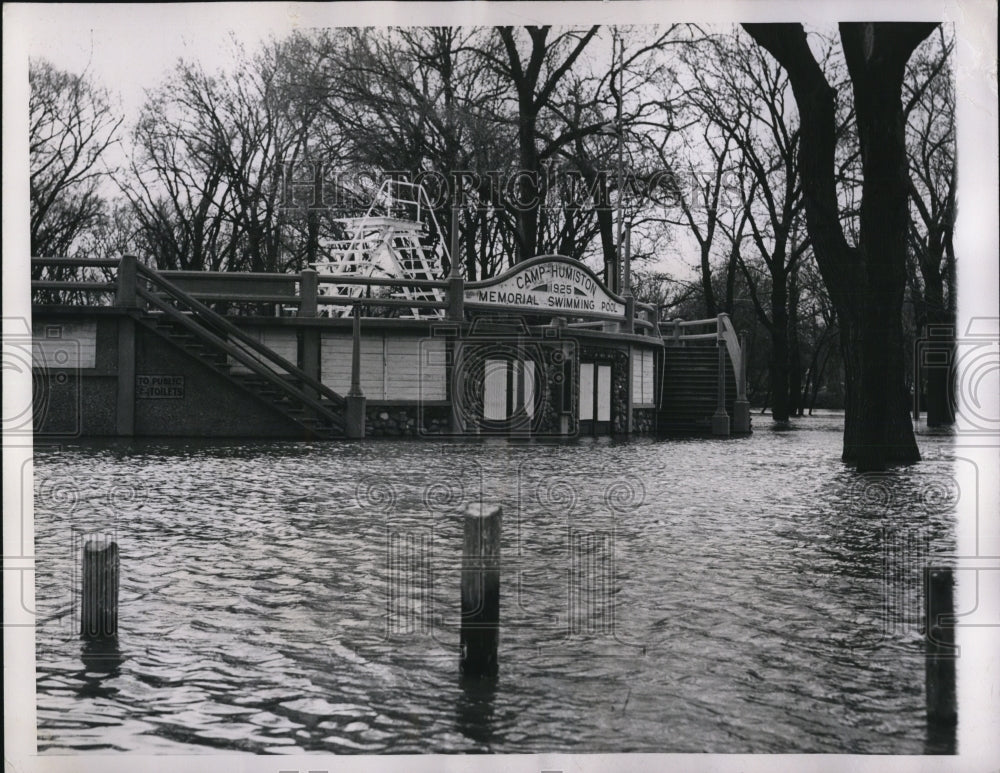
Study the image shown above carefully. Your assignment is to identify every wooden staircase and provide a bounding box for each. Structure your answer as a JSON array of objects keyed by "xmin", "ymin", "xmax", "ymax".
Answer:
[
  {"xmin": 134, "ymin": 264, "xmax": 346, "ymax": 440},
  {"xmin": 656, "ymin": 344, "xmax": 739, "ymax": 435}
]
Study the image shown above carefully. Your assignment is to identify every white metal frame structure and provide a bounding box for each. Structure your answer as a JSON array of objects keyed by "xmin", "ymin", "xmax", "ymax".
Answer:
[{"xmin": 313, "ymin": 179, "xmax": 451, "ymax": 318}]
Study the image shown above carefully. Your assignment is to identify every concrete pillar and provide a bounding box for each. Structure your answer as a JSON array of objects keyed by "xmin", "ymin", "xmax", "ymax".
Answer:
[
  {"xmin": 298, "ymin": 269, "xmax": 320, "ymax": 397},
  {"xmin": 115, "ymin": 316, "xmax": 135, "ymax": 437},
  {"xmin": 733, "ymin": 332, "xmax": 751, "ymax": 435},
  {"xmin": 448, "ymin": 275, "xmax": 465, "ymax": 321},
  {"xmin": 116, "ymin": 255, "xmax": 138, "ymax": 308},
  {"xmin": 115, "ymin": 254, "xmax": 138, "ymax": 437},
  {"xmin": 299, "ymin": 268, "xmax": 318, "ymax": 318},
  {"xmin": 711, "ymin": 342, "xmax": 730, "ymax": 436}
]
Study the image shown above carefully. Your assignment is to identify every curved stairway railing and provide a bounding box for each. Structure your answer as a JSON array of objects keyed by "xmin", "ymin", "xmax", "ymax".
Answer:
[{"xmin": 659, "ymin": 313, "xmax": 746, "ymax": 403}]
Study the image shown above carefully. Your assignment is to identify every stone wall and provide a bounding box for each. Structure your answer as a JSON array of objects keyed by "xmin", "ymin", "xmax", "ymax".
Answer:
[
  {"xmin": 365, "ymin": 405, "xmax": 452, "ymax": 437},
  {"xmin": 632, "ymin": 408, "xmax": 656, "ymax": 434}
]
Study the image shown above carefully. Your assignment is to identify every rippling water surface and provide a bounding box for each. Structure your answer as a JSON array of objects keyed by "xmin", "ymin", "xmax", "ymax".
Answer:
[{"xmin": 34, "ymin": 413, "xmax": 959, "ymax": 754}]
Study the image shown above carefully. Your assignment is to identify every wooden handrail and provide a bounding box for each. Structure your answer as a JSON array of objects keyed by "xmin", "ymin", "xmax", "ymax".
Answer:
[
  {"xmin": 135, "ymin": 264, "xmax": 345, "ymax": 408},
  {"xmin": 137, "ymin": 287, "xmax": 345, "ymax": 428},
  {"xmin": 679, "ymin": 332, "xmax": 718, "ymax": 341},
  {"xmin": 31, "ymin": 281, "xmax": 117, "ymax": 292},
  {"xmin": 31, "ymin": 257, "xmax": 120, "ymax": 268},
  {"xmin": 316, "ymin": 296, "xmax": 448, "ymax": 310},
  {"xmin": 316, "ymin": 275, "xmax": 449, "ymax": 289},
  {"xmin": 160, "ymin": 270, "xmax": 299, "ymax": 282},
  {"xmin": 181, "ymin": 294, "xmax": 302, "ymax": 305}
]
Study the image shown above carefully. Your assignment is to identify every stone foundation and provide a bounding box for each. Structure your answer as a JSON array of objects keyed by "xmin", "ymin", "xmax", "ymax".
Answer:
[
  {"xmin": 632, "ymin": 408, "xmax": 656, "ymax": 434},
  {"xmin": 365, "ymin": 405, "xmax": 451, "ymax": 437}
]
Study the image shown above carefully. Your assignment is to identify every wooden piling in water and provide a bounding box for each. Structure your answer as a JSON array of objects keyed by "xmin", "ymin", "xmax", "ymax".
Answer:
[
  {"xmin": 81, "ymin": 539, "xmax": 119, "ymax": 639},
  {"xmin": 925, "ymin": 567, "xmax": 957, "ymax": 734},
  {"xmin": 461, "ymin": 504, "xmax": 501, "ymax": 678}
]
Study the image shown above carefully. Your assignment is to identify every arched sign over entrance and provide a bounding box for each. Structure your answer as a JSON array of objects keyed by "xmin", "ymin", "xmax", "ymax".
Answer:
[{"xmin": 464, "ymin": 255, "xmax": 626, "ymax": 321}]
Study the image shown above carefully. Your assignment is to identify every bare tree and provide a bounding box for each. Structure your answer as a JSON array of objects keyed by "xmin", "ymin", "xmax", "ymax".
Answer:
[
  {"xmin": 124, "ymin": 35, "xmax": 331, "ymax": 272},
  {"xmin": 29, "ymin": 58, "xmax": 122, "ymax": 259},
  {"xmin": 744, "ymin": 22, "xmax": 936, "ymax": 470},
  {"xmin": 904, "ymin": 27, "xmax": 956, "ymax": 426},
  {"xmin": 482, "ymin": 26, "xmax": 601, "ymax": 261}
]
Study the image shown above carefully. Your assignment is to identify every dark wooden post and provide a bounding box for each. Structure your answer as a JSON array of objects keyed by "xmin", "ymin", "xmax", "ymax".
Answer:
[
  {"xmin": 461, "ymin": 504, "xmax": 502, "ymax": 678},
  {"xmin": 925, "ymin": 566, "xmax": 957, "ymax": 749},
  {"xmin": 81, "ymin": 538, "xmax": 119, "ymax": 639},
  {"xmin": 345, "ymin": 303, "xmax": 366, "ymax": 438}
]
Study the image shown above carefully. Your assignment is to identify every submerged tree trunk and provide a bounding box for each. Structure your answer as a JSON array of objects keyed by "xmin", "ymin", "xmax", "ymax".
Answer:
[
  {"xmin": 787, "ymin": 264, "xmax": 804, "ymax": 417},
  {"xmin": 743, "ymin": 22, "xmax": 933, "ymax": 470},
  {"xmin": 843, "ymin": 23, "xmax": 926, "ymax": 468},
  {"xmin": 770, "ymin": 272, "xmax": 790, "ymax": 423}
]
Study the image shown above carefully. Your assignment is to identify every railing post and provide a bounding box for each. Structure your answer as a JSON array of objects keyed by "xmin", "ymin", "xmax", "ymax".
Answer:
[
  {"xmin": 672, "ymin": 319, "xmax": 682, "ymax": 345},
  {"xmin": 345, "ymin": 303, "xmax": 366, "ymax": 438},
  {"xmin": 448, "ymin": 206, "xmax": 465, "ymax": 321},
  {"xmin": 622, "ymin": 227, "xmax": 634, "ymax": 334},
  {"xmin": 712, "ymin": 328, "xmax": 730, "ymax": 436},
  {"xmin": 299, "ymin": 269, "xmax": 320, "ymax": 397},
  {"xmin": 733, "ymin": 332, "xmax": 751, "ymax": 435},
  {"xmin": 299, "ymin": 268, "xmax": 317, "ymax": 318},
  {"xmin": 623, "ymin": 297, "xmax": 635, "ymax": 335},
  {"xmin": 116, "ymin": 254, "xmax": 138, "ymax": 308}
]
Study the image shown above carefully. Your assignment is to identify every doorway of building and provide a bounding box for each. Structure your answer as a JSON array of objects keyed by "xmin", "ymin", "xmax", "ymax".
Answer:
[
  {"xmin": 578, "ymin": 361, "xmax": 611, "ymax": 435},
  {"xmin": 482, "ymin": 357, "xmax": 536, "ymax": 431}
]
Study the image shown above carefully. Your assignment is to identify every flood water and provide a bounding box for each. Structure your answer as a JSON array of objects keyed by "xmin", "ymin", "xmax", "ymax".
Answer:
[{"xmin": 34, "ymin": 412, "xmax": 960, "ymax": 754}]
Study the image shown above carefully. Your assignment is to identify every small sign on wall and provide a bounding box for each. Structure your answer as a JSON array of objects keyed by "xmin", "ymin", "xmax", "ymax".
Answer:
[{"xmin": 136, "ymin": 375, "xmax": 184, "ymax": 399}]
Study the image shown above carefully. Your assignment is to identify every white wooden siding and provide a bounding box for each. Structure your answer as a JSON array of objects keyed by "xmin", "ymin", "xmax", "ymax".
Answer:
[
  {"xmin": 230, "ymin": 328, "xmax": 297, "ymax": 375},
  {"xmin": 631, "ymin": 347, "xmax": 656, "ymax": 406},
  {"xmin": 483, "ymin": 359, "xmax": 507, "ymax": 420},
  {"xmin": 321, "ymin": 334, "xmax": 385, "ymax": 399},
  {"xmin": 579, "ymin": 362, "xmax": 594, "ymax": 420},
  {"xmin": 32, "ymin": 322, "xmax": 97, "ymax": 369},
  {"xmin": 596, "ymin": 364, "xmax": 612, "ymax": 421},
  {"xmin": 522, "ymin": 360, "xmax": 535, "ymax": 418},
  {"xmin": 319, "ymin": 333, "xmax": 446, "ymax": 400},
  {"xmin": 385, "ymin": 336, "xmax": 446, "ymax": 400}
]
